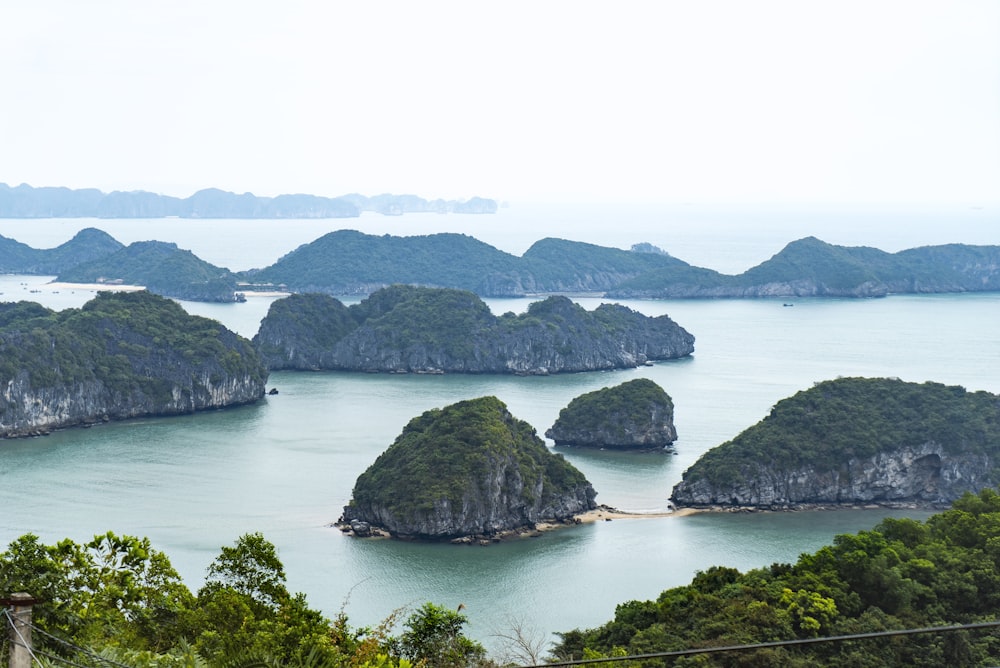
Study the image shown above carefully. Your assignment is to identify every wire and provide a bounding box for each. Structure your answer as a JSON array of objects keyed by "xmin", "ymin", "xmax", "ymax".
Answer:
[
  {"xmin": 531, "ymin": 619, "xmax": 1000, "ymax": 667},
  {"xmin": 23, "ymin": 622, "xmax": 135, "ymax": 668},
  {"xmin": 2, "ymin": 607, "xmax": 45, "ymax": 667}
]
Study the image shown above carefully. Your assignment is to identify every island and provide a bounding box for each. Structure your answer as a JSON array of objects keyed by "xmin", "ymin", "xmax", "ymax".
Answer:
[
  {"xmin": 0, "ymin": 291, "xmax": 268, "ymax": 438},
  {"xmin": 251, "ymin": 286, "xmax": 696, "ymax": 373},
  {"xmin": 0, "ymin": 182, "xmax": 497, "ymax": 218},
  {"xmin": 338, "ymin": 396, "xmax": 598, "ymax": 542},
  {"xmin": 546, "ymin": 378, "xmax": 678, "ymax": 450},
  {"xmin": 670, "ymin": 377, "xmax": 1000, "ymax": 510}
]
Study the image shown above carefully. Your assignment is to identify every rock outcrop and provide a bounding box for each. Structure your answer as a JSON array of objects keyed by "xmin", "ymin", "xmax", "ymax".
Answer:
[
  {"xmin": 253, "ymin": 286, "xmax": 695, "ymax": 374},
  {"xmin": 546, "ymin": 378, "xmax": 677, "ymax": 449},
  {"xmin": 670, "ymin": 378, "xmax": 1000, "ymax": 509},
  {"xmin": 0, "ymin": 291, "xmax": 268, "ymax": 438},
  {"xmin": 340, "ymin": 396, "xmax": 598, "ymax": 540}
]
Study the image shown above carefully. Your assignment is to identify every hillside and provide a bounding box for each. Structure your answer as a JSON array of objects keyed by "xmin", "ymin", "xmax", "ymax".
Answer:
[
  {"xmin": 252, "ymin": 285, "xmax": 695, "ymax": 373},
  {"xmin": 0, "ymin": 227, "xmax": 123, "ymax": 274},
  {"xmin": 340, "ymin": 395, "xmax": 597, "ymax": 540},
  {"xmin": 0, "ymin": 290, "xmax": 268, "ymax": 437},
  {"xmin": 671, "ymin": 377, "xmax": 1000, "ymax": 508},
  {"xmin": 56, "ymin": 240, "xmax": 243, "ymax": 302}
]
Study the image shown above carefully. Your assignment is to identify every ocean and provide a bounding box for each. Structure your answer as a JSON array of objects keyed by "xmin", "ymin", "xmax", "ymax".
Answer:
[{"xmin": 0, "ymin": 201, "xmax": 997, "ymax": 652}]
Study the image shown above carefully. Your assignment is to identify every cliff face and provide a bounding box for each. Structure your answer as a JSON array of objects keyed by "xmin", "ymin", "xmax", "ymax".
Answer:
[
  {"xmin": 254, "ymin": 288, "xmax": 695, "ymax": 374},
  {"xmin": 0, "ymin": 291, "xmax": 268, "ymax": 438},
  {"xmin": 670, "ymin": 442, "xmax": 993, "ymax": 508},
  {"xmin": 341, "ymin": 396, "xmax": 597, "ymax": 540},
  {"xmin": 546, "ymin": 378, "xmax": 678, "ymax": 449},
  {"xmin": 669, "ymin": 377, "xmax": 1000, "ymax": 509}
]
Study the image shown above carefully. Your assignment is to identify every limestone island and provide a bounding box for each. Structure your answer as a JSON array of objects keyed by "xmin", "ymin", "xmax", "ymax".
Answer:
[
  {"xmin": 338, "ymin": 396, "xmax": 598, "ymax": 543},
  {"xmin": 670, "ymin": 377, "xmax": 1000, "ymax": 511},
  {"xmin": 252, "ymin": 285, "xmax": 694, "ymax": 374},
  {"xmin": 0, "ymin": 291, "xmax": 268, "ymax": 438},
  {"xmin": 546, "ymin": 378, "xmax": 678, "ymax": 450}
]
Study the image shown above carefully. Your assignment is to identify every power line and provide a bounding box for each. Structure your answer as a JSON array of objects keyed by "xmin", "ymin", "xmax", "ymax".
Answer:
[
  {"xmin": 532, "ymin": 619, "xmax": 1000, "ymax": 667},
  {"xmin": 2, "ymin": 607, "xmax": 44, "ymax": 667}
]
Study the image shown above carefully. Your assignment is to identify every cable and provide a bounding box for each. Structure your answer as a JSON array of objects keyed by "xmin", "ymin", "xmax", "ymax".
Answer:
[
  {"xmin": 23, "ymin": 622, "xmax": 135, "ymax": 668},
  {"xmin": 2, "ymin": 607, "xmax": 45, "ymax": 667},
  {"xmin": 532, "ymin": 619, "xmax": 1000, "ymax": 667}
]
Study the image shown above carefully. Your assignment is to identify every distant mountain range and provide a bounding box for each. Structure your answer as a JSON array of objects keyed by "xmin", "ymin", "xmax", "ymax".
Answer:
[
  {"xmin": 0, "ymin": 183, "xmax": 498, "ymax": 218},
  {"xmin": 1, "ymin": 226, "xmax": 998, "ymax": 303}
]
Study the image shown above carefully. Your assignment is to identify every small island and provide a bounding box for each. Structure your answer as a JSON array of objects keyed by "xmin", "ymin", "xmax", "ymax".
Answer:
[
  {"xmin": 546, "ymin": 378, "xmax": 678, "ymax": 450},
  {"xmin": 0, "ymin": 291, "xmax": 268, "ymax": 438},
  {"xmin": 670, "ymin": 377, "xmax": 1000, "ymax": 510},
  {"xmin": 338, "ymin": 396, "xmax": 598, "ymax": 542},
  {"xmin": 252, "ymin": 286, "xmax": 695, "ymax": 374}
]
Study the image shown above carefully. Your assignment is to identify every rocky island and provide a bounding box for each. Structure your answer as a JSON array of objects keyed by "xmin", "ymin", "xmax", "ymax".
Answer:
[
  {"xmin": 546, "ymin": 378, "xmax": 678, "ymax": 450},
  {"xmin": 252, "ymin": 286, "xmax": 695, "ymax": 373},
  {"xmin": 0, "ymin": 291, "xmax": 268, "ymax": 437},
  {"xmin": 339, "ymin": 396, "xmax": 598, "ymax": 542},
  {"xmin": 670, "ymin": 377, "xmax": 1000, "ymax": 509}
]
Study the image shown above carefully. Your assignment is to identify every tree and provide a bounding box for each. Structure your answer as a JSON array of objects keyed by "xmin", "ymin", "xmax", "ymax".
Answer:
[{"xmin": 397, "ymin": 603, "xmax": 487, "ymax": 668}]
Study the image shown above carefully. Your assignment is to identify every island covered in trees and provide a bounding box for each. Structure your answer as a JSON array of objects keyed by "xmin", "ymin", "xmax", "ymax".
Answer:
[
  {"xmin": 546, "ymin": 378, "xmax": 678, "ymax": 450},
  {"xmin": 0, "ymin": 291, "xmax": 267, "ymax": 437},
  {"xmin": 671, "ymin": 377, "xmax": 1000, "ymax": 509},
  {"xmin": 252, "ymin": 286, "xmax": 695, "ymax": 374},
  {"xmin": 339, "ymin": 396, "xmax": 598, "ymax": 542},
  {"xmin": 2, "ymin": 225, "xmax": 998, "ymax": 303}
]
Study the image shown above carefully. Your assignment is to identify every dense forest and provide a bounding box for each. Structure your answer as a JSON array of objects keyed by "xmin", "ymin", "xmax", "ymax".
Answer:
[
  {"xmin": 553, "ymin": 488, "xmax": 1000, "ymax": 667},
  {"xmin": 7, "ymin": 491, "xmax": 1000, "ymax": 666}
]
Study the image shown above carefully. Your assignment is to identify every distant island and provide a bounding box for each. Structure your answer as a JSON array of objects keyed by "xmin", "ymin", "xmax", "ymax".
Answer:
[
  {"xmin": 0, "ymin": 182, "xmax": 497, "ymax": 218},
  {"xmin": 252, "ymin": 286, "xmax": 695, "ymax": 374},
  {"xmin": 670, "ymin": 377, "xmax": 1000, "ymax": 510},
  {"xmin": 0, "ymin": 291, "xmax": 268, "ymax": 438},
  {"xmin": 339, "ymin": 395, "xmax": 598, "ymax": 542},
  {"xmin": 2, "ymin": 226, "xmax": 998, "ymax": 303}
]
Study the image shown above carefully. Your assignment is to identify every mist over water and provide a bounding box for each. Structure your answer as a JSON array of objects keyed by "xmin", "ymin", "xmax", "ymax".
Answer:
[{"xmin": 0, "ymin": 203, "xmax": 997, "ymax": 649}]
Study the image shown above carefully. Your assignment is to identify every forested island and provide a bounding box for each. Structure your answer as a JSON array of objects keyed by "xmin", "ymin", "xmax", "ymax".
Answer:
[
  {"xmin": 546, "ymin": 378, "xmax": 678, "ymax": 449},
  {"xmin": 0, "ymin": 291, "xmax": 267, "ymax": 437},
  {"xmin": 339, "ymin": 396, "xmax": 598, "ymax": 542},
  {"xmin": 671, "ymin": 377, "xmax": 1000, "ymax": 509},
  {"xmin": 0, "ymin": 182, "xmax": 497, "ymax": 218},
  {"xmin": 252, "ymin": 286, "xmax": 695, "ymax": 374},
  {"xmin": 2, "ymin": 225, "xmax": 998, "ymax": 303}
]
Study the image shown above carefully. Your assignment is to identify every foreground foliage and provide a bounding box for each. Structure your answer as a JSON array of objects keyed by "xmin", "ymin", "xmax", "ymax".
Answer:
[
  {"xmin": 0, "ymin": 533, "xmax": 483, "ymax": 668},
  {"xmin": 554, "ymin": 488, "xmax": 1000, "ymax": 666}
]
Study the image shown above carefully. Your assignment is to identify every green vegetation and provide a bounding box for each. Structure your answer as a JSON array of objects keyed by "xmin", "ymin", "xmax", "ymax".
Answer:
[
  {"xmin": 0, "ymin": 531, "xmax": 489, "ymax": 667},
  {"xmin": 346, "ymin": 396, "xmax": 592, "ymax": 532},
  {"xmin": 0, "ymin": 291, "xmax": 266, "ymax": 420},
  {"xmin": 57, "ymin": 241, "xmax": 240, "ymax": 302},
  {"xmin": 680, "ymin": 377, "xmax": 1000, "ymax": 489},
  {"xmin": 547, "ymin": 378, "xmax": 676, "ymax": 447},
  {"xmin": 553, "ymin": 488, "xmax": 1000, "ymax": 667}
]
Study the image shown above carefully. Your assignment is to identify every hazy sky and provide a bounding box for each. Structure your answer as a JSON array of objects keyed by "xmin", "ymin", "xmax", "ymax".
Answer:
[{"xmin": 2, "ymin": 1, "xmax": 998, "ymax": 204}]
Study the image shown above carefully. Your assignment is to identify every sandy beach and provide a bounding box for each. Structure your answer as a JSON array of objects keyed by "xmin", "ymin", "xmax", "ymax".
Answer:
[{"xmin": 45, "ymin": 281, "xmax": 147, "ymax": 292}]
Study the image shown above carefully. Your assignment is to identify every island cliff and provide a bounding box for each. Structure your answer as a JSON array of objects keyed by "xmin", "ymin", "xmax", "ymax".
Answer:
[
  {"xmin": 670, "ymin": 377, "xmax": 1000, "ymax": 509},
  {"xmin": 0, "ymin": 291, "xmax": 268, "ymax": 438},
  {"xmin": 546, "ymin": 378, "xmax": 677, "ymax": 449},
  {"xmin": 252, "ymin": 286, "xmax": 695, "ymax": 373},
  {"xmin": 340, "ymin": 396, "xmax": 597, "ymax": 541}
]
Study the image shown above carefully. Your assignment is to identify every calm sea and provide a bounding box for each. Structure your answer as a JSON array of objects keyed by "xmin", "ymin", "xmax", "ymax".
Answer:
[{"xmin": 0, "ymin": 202, "xmax": 997, "ymax": 652}]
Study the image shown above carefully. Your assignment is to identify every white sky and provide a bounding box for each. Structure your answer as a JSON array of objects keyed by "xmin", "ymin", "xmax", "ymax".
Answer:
[{"xmin": 1, "ymin": 1, "xmax": 998, "ymax": 204}]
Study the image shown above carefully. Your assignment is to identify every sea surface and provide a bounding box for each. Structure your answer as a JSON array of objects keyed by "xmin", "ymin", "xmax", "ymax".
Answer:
[{"xmin": 0, "ymin": 202, "xmax": 997, "ymax": 652}]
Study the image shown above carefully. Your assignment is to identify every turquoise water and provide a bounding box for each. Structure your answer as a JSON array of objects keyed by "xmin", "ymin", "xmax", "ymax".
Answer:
[{"xmin": 0, "ymin": 205, "xmax": 997, "ymax": 652}]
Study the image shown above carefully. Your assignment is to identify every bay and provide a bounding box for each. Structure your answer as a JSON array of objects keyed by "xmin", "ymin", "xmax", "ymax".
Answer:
[{"xmin": 0, "ymin": 202, "xmax": 998, "ymax": 652}]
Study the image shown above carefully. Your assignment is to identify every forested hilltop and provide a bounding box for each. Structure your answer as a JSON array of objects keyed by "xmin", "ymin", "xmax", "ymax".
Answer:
[
  {"xmin": 554, "ymin": 488, "xmax": 1000, "ymax": 667},
  {"xmin": 2, "ymin": 227, "xmax": 998, "ymax": 302},
  {"xmin": 671, "ymin": 377, "xmax": 1000, "ymax": 509},
  {"xmin": 0, "ymin": 182, "xmax": 497, "ymax": 218},
  {"xmin": 252, "ymin": 286, "xmax": 695, "ymax": 374},
  {"xmin": 0, "ymin": 290, "xmax": 267, "ymax": 437}
]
